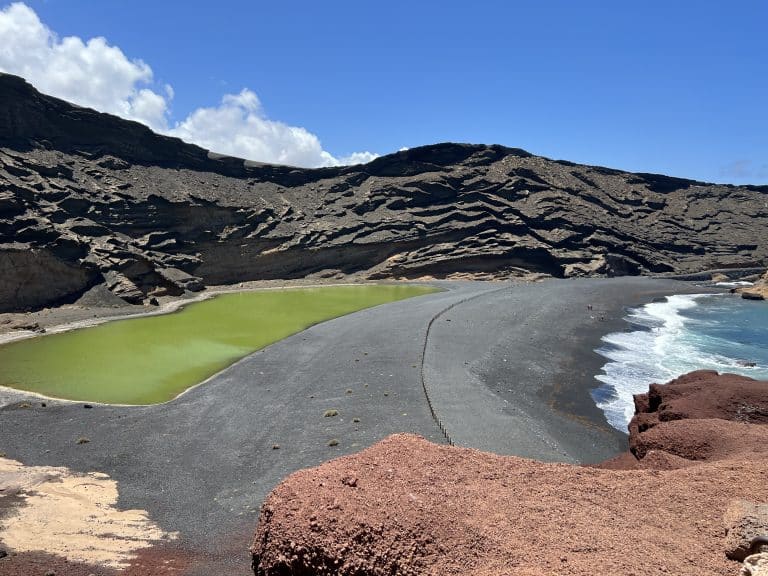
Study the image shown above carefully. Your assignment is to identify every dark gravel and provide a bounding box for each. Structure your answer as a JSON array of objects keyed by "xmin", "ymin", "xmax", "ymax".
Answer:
[{"xmin": 0, "ymin": 278, "xmax": 715, "ymax": 573}]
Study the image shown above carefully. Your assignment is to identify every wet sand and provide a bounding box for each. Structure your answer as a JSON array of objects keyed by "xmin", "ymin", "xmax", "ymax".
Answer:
[{"xmin": 0, "ymin": 278, "xmax": 719, "ymax": 574}]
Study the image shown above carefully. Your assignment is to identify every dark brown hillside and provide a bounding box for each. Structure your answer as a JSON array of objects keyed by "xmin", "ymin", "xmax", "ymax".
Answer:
[{"xmin": 1, "ymin": 73, "xmax": 766, "ymax": 311}]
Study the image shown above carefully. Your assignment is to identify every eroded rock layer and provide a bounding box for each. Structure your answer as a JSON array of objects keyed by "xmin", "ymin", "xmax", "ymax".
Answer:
[
  {"xmin": 2, "ymin": 72, "xmax": 768, "ymax": 311},
  {"xmin": 251, "ymin": 372, "xmax": 768, "ymax": 575}
]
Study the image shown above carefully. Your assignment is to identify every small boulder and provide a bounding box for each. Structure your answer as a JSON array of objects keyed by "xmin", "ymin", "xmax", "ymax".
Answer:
[
  {"xmin": 66, "ymin": 217, "xmax": 110, "ymax": 237},
  {"xmin": 103, "ymin": 270, "xmax": 144, "ymax": 304},
  {"xmin": 742, "ymin": 291, "xmax": 766, "ymax": 301},
  {"xmin": 724, "ymin": 500, "xmax": 768, "ymax": 561},
  {"xmin": 97, "ymin": 156, "xmax": 130, "ymax": 170},
  {"xmin": 742, "ymin": 552, "xmax": 768, "ymax": 576},
  {"xmin": 7, "ymin": 319, "xmax": 44, "ymax": 332},
  {"xmin": 563, "ymin": 255, "xmax": 607, "ymax": 277},
  {"xmin": 737, "ymin": 269, "xmax": 768, "ymax": 300},
  {"xmin": 156, "ymin": 267, "xmax": 204, "ymax": 292}
]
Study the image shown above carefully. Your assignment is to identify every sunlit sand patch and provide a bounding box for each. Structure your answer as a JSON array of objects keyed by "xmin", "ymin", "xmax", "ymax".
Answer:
[{"xmin": 0, "ymin": 457, "xmax": 177, "ymax": 569}]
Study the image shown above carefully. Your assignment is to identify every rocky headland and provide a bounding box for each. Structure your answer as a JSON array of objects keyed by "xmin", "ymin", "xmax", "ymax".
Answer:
[
  {"xmin": 738, "ymin": 270, "xmax": 768, "ymax": 300},
  {"xmin": 2, "ymin": 72, "xmax": 767, "ymax": 313},
  {"xmin": 251, "ymin": 371, "xmax": 768, "ymax": 576}
]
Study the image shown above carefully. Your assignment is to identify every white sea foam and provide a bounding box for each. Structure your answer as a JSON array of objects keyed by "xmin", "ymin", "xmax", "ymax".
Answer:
[{"xmin": 592, "ymin": 293, "xmax": 767, "ymax": 431}]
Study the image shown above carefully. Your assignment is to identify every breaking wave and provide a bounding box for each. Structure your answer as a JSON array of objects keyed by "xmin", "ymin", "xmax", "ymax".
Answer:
[{"xmin": 592, "ymin": 293, "xmax": 768, "ymax": 431}]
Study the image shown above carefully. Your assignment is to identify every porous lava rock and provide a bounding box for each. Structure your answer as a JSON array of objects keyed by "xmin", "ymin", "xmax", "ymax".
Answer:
[
  {"xmin": 2, "ymin": 72, "xmax": 768, "ymax": 311},
  {"xmin": 251, "ymin": 439, "xmax": 768, "ymax": 575},
  {"xmin": 724, "ymin": 500, "xmax": 768, "ymax": 561},
  {"xmin": 631, "ymin": 370, "xmax": 768, "ymax": 425},
  {"xmin": 630, "ymin": 417, "xmax": 768, "ymax": 462},
  {"xmin": 628, "ymin": 370, "xmax": 768, "ymax": 463},
  {"xmin": 251, "ymin": 372, "xmax": 768, "ymax": 575}
]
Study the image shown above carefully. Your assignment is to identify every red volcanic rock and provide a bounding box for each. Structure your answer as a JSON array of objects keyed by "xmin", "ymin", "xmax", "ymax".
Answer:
[
  {"xmin": 632, "ymin": 370, "xmax": 768, "ymax": 427},
  {"xmin": 630, "ymin": 418, "xmax": 768, "ymax": 461},
  {"xmin": 251, "ymin": 433, "xmax": 768, "ymax": 576},
  {"xmin": 628, "ymin": 370, "xmax": 768, "ymax": 464},
  {"xmin": 251, "ymin": 372, "xmax": 768, "ymax": 575}
]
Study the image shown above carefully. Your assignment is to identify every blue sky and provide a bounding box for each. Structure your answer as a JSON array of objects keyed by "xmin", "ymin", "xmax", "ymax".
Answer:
[{"xmin": 1, "ymin": 1, "xmax": 766, "ymax": 183}]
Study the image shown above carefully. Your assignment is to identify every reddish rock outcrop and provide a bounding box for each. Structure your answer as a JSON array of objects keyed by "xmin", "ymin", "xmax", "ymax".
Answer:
[
  {"xmin": 630, "ymin": 418, "xmax": 768, "ymax": 462},
  {"xmin": 628, "ymin": 370, "xmax": 768, "ymax": 464},
  {"xmin": 251, "ymin": 372, "xmax": 768, "ymax": 575},
  {"xmin": 632, "ymin": 370, "xmax": 768, "ymax": 425}
]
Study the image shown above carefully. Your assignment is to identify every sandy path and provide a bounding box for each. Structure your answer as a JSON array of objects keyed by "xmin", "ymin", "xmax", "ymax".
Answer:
[{"xmin": 0, "ymin": 457, "xmax": 176, "ymax": 568}]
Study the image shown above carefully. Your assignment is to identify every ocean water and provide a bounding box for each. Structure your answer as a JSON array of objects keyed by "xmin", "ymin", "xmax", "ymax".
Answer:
[{"xmin": 592, "ymin": 292, "xmax": 768, "ymax": 431}]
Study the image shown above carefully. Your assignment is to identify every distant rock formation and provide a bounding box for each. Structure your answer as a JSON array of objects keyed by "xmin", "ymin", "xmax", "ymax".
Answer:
[
  {"xmin": 251, "ymin": 371, "xmax": 768, "ymax": 575},
  {"xmin": 2, "ymin": 72, "xmax": 768, "ymax": 312},
  {"xmin": 738, "ymin": 270, "xmax": 768, "ymax": 300}
]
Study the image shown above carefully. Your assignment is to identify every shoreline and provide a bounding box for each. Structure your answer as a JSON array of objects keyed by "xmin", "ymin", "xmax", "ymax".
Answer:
[
  {"xmin": 0, "ymin": 281, "xmax": 445, "ymax": 407},
  {"xmin": 0, "ymin": 271, "xmax": 727, "ymax": 343},
  {"xmin": 0, "ymin": 269, "xmax": 728, "ymax": 344},
  {"xmin": 421, "ymin": 277, "xmax": 722, "ymax": 463},
  {"xmin": 0, "ymin": 277, "xmax": 723, "ymax": 418},
  {"xmin": 0, "ymin": 277, "xmax": 729, "ymax": 573},
  {"xmin": 546, "ymin": 282, "xmax": 721, "ymax": 440},
  {"xmin": 0, "ymin": 277, "xmax": 720, "ymax": 417},
  {"xmin": 591, "ymin": 289, "xmax": 768, "ymax": 431},
  {"xmin": 0, "ymin": 278, "xmax": 434, "ymax": 346}
]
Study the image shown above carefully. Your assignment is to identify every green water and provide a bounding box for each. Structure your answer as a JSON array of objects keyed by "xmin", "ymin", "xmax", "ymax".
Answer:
[{"xmin": 0, "ymin": 285, "xmax": 437, "ymax": 405}]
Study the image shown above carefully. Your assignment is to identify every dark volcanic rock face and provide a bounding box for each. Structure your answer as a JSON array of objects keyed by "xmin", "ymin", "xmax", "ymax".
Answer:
[{"xmin": 2, "ymin": 73, "xmax": 767, "ymax": 311}]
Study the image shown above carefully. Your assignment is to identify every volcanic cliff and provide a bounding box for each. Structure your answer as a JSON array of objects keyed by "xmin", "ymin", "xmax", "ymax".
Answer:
[{"xmin": 2, "ymin": 72, "xmax": 768, "ymax": 312}]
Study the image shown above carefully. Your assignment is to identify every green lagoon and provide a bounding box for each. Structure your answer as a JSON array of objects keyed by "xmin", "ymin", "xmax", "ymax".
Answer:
[{"xmin": 0, "ymin": 285, "xmax": 437, "ymax": 405}]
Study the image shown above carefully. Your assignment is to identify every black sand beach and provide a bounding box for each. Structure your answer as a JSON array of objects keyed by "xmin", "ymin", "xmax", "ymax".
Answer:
[
  {"xmin": 423, "ymin": 278, "xmax": 714, "ymax": 463},
  {"xmin": 0, "ymin": 278, "xmax": 715, "ymax": 574}
]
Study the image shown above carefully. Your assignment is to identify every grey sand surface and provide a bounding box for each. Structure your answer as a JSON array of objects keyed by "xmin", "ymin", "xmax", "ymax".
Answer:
[{"xmin": 0, "ymin": 278, "xmax": 710, "ymax": 572}]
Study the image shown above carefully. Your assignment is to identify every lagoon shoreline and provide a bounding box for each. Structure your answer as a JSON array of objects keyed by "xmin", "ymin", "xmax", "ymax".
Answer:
[
  {"xmin": 0, "ymin": 277, "xmax": 402, "ymax": 345},
  {"xmin": 0, "ymin": 277, "xmax": 726, "ymax": 574}
]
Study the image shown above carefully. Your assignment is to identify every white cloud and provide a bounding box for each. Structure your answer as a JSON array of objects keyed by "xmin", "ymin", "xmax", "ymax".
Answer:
[
  {"xmin": 0, "ymin": 2, "xmax": 377, "ymax": 167},
  {"xmin": 0, "ymin": 2, "xmax": 168, "ymax": 128},
  {"xmin": 719, "ymin": 159, "xmax": 768, "ymax": 181},
  {"xmin": 169, "ymin": 89, "xmax": 340, "ymax": 167},
  {"xmin": 131, "ymin": 89, "xmax": 169, "ymax": 129},
  {"xmin": 337, "ymin": 151, "xmax": 380, "ymax": 165}
]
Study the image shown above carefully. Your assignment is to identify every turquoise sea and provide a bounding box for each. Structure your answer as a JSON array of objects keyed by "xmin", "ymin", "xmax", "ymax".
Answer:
[{"xmin": 592, "ymin": 290, "xmax": 768, "ymax": 431}]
